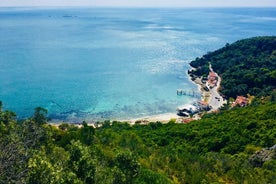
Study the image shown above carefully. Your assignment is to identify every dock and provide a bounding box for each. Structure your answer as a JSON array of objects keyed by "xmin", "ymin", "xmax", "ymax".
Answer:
[{"xmin": 177, "ymin": 89, "xmax": 201, "ymax": 98}]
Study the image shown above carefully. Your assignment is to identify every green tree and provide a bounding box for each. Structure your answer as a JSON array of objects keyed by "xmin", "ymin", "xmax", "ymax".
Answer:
[
  {"xmin": 28, "ymin": 148, "xmax": 82, "ymax": 184},
  {"xmin": 80, "ymin": 121, "xmax": 95, "ymax": 145},
  {"xmin": 68, "ymin": 140, "xmax": 96, "ymax": 183},
  {"xmin": 113, "ymin": 151, "xmax": 140, "ymax": 184},
  {"xmin": 33, "ymin": 107, "xmax": 48, "ymax": 124},
  {"xmin": 134, "ymin": 168, "xmax": 172, "ymax": 184},
  {"xmin": 0, "ymin": 111, "xmax": 16, "ymax": 125}
]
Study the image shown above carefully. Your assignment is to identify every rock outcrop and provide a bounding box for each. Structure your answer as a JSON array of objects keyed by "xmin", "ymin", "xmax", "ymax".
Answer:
[{"xmin": 249, "ymin": 144, "xmax": 276, "ymax": 167}]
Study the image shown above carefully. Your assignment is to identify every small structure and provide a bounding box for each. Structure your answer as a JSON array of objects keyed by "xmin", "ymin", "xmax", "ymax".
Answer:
[
  {"xmin": 182, "ymin": 118, "xmax": 194, "ymax": 124},
  {"xmin": 231, "ymin": 96, "xmax": 249, "ymax": 107},
  {"xmin": 198, "ymin": 101, "xmax": 211, "ymax": 111},
  {"xmin": 177, "ymin": 101, "xmax": 211, "ymax": 117},
  {"xmin": 206, "ymin": 71, "xmax": 218, "ymax": 89},
  {"xmin": 177, "ymin": 104, "xmax": 198, "ymax": 117},
  {"xmin": 201, "ymin": 77, "xmax": 208, "ymax": 84}
]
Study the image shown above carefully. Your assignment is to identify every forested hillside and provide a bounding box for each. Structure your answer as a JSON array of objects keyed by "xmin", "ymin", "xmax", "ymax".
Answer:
[
  {"xmin": 190, "ymin": 36, "xmax": 276, "ymax": 98},
  {"xmin": 0, "ymin": 99, "xmax": 276, "ymax": 183}
]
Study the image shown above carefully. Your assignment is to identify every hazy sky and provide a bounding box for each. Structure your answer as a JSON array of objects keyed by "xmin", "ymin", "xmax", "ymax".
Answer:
[{"xmin": 0, "ymin": 0, "xmax": 276, "ymax": 7}]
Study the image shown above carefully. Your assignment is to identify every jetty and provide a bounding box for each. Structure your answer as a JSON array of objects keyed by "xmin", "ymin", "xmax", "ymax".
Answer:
[{"xmin": 177, "ymin": 89, "xmax": 201, "ymax": 98}]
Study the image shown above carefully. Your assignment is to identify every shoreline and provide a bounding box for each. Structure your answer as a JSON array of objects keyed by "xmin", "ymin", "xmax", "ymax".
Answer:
[
  {"xmin": 49, "ymin": 112, "xmax": 183, "ymax": 125},
  {"xmin": 49, "ymin": 65, "xmax": 225, "ymax": 126},
  {"xmin": 188, "ymin": 71, "xmax": 210, "ymax": 103},
  {"xmin": 117, "ymin": 112, "xmax": 181, "ymax": 124}
]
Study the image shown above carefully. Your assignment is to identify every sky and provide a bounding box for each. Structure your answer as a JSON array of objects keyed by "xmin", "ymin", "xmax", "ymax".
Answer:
[{"xmin": 0, "ymin": 0, "xmax": 276, "ymax": 7}]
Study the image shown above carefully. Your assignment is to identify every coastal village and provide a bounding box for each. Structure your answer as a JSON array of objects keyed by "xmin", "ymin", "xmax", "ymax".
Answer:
[{"xmin": 175, "ymin": 64, "xmax": 249, "ymax": 123}]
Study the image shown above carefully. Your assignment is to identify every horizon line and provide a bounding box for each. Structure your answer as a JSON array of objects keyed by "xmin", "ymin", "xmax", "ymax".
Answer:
[{"xmin": 1, "ymin": 5, "xmax": 276, "ymax": 8}]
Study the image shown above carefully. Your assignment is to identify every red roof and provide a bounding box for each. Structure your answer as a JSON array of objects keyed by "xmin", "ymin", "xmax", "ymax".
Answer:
[
  {"xmin": 232, "ymin": 96, "xmax": 249, "ymax": 107},
  {"xmin": 199, "ymin": 101, "xmax": 208, "ymax": 106},
  {"xmin": 209, "ymin": 72, "xmax": 217, "ymax": 77},
  {"xmin": 183, "ymin": 118, "xmax": 193, "ymax": 123},
  {"xmin": 236, "ymin": 96, "xmax": 248, "ymax": 104}
]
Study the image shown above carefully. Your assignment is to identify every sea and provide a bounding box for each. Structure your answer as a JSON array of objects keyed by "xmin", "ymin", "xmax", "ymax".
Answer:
[{"xmin": 0, "ymin": 7, "xmax": 275, "ymax": 122}]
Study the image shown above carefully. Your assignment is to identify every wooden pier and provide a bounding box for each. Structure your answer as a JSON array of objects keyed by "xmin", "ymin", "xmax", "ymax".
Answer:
[{"xmin": 177, "ymin": 89, "xmax": 201, "ymax": 98}]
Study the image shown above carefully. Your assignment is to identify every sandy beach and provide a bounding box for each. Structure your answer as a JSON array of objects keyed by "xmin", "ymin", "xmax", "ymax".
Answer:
[
  {"xmin": 118, "ymin": 113, "xmax": 181, "ymax": 124},
  {"xmin": 49, "ymin": 113, "xmax": 181, "ymax": 127}
]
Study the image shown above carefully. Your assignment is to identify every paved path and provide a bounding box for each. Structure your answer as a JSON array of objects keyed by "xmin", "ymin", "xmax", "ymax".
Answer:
[{"xmin": 208, "ymin": 64, "xmax": 225, "ymax": 110}]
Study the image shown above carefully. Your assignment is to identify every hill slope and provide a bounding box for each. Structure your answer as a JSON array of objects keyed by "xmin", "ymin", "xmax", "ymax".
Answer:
[{"xmin": 1, "ymin": 101, "xmax": 275, "ymax": 183}]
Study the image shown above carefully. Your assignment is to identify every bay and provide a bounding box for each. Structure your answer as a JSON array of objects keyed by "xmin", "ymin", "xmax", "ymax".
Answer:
[{"xmin": 0, "ymin": 7, "xmax": 275, "ymax": 122}]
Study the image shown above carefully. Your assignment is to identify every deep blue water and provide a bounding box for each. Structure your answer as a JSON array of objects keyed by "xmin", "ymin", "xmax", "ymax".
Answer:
[{"xmin": 0, "ymin": 8, "xmax": 275, "ymax": 122}]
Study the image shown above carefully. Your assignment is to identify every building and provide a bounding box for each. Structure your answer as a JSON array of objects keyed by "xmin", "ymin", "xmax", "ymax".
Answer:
[
  {"xmin": 198, "ymin": 101, "xmax": 211, "ymax": 111},
  {"xmin": 177, "ymin": 101, "xmax": 211, "ymax": 117},
  {"xmin": 206, "ymin": 71, "xmax": 218, "ymax": 88},
  {"xmin": 177, "ymin": 104, "xmax": 199, "ymax": 116},
  {"xmin": 231, "ymin": 96, "xmax": 249, "ymax": 107}
]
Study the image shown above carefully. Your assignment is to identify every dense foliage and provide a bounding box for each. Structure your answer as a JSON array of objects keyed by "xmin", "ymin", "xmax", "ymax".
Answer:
[
  {"xmin": 190, "ymin": 36, "xmax": 276, "ymax": 98},
  {"xmin": 0, "ymin": 99, "xmax": 275, "ymax": 183}
]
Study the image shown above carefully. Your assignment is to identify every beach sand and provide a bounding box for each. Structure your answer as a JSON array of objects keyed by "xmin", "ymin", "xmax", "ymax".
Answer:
[
  {"xmin": 49, "ymin": 113, "xmax": 182, "ymax": 126},
  {"xmin": 192, "ymin": 76, "xmax": 211, "ymax": 103},
  {"xmin": 118, "ymin": 113, "xmax": 181, "ymax": 124}
]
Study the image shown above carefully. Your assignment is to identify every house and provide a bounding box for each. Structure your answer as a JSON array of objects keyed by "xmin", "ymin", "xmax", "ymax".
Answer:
[
  {"xmin": 232, "ymin": 96, "xmax": 249, "ymax": 107},
  {"xmin": 209, "ymin": 71, "xmax": 217, "ymax": 79},
  {"xmin": 206, "ymin": 71, "xmax": 218, "ymax": 88}
]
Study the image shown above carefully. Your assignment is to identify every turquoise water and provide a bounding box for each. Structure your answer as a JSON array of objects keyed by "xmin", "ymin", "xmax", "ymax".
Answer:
[{"xmin": 0, "ymin": 8, "xmax": 275, "ymax": 122}]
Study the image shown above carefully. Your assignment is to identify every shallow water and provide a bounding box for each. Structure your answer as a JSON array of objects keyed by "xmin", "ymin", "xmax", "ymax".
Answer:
[{"xmin": 0, "ymin": 8, "xmax": 275, "ymax": 122}]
